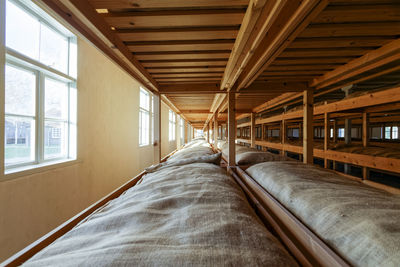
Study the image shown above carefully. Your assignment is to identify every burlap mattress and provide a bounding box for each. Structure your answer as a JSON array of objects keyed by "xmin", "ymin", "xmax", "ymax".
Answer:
[
  {"xmin": 247, "ymin": 161, "xmax": 400, "ymax": 266},
  {"xmin": 24, "ymin": 163, "xmax": 297, "ymax": 266}
]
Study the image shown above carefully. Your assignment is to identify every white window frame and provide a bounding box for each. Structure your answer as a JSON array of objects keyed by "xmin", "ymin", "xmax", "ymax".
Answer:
[
  {"xmin": 139, "ymin": 87, "xmax": 153, "ymax": 147},
  {"xmin": 3, "ymin": 0, "xmax": 77, "ymax": 173},
  {"xmin": 169, "ymin": 110, "xmax": 176, "ymax": 141}
]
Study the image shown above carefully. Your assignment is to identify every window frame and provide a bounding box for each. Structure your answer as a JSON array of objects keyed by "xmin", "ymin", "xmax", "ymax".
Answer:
[
  {"xmin": 139, "ymin": 87, "xmax": 152, "ymax": 147},
  {"xmin": 3, "ymin": 0, "xmax": 77, "ymax": 172},
  {"xmin": 169, "ymin": 110, "xmax": 176, "ymax": 141}
]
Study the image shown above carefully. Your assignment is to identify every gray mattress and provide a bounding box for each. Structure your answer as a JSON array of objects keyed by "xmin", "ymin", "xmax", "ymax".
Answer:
[
  {"xmin": 167, "ymin": 139, "xmax": 214, "ymax": 162},
  {"xmin": 247, "ymin": 161, "xmax": 400, "ymax": 267},
  {"xmin": 221, "ymin": 144, "xmax": 292, "ymax": 165},
  {"xmin": 24, "ymin": 163, "xmax": 297, "ymax": 266}
]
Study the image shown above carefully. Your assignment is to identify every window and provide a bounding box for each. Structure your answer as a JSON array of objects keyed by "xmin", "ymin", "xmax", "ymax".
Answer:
[
  {"xmin": 371, "ymin": 127, "xmax": 382, "ymax": 140},
  {"xmin": 180, "ymin": 117, "xmax": 184, "ymax": 145},
  {"xmin": 330, "ymin": 128, "xmax": 334, "ymax": 138},
  {"xmin": 338, "ymin": 128, "xmax": 345, "ymax": 138},
  {"xmin": 139, "ymin": 88, "xmax": 151, "ymax": 146},
  {"xmin": 169, "ymin": 110, "xmax": 176, "ymax": 141},
  {"xmin": 4, "ymin": 0, "xmax": 77, "ymax": 170},
  {"xmin": 393, "ymin": 126, "xmax": 398, "ymax": 139},
  {"xmin": 385, "ymin": 126, "xmax": 391, "ymax": 139}
]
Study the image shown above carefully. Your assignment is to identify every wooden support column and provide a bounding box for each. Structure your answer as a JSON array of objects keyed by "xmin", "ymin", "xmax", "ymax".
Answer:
[
  {"xmin": 332, "ymin": 119, "xmax": 337, "ymax": 170},
  {"xmin": 324, "ymin": 112, "xmax": 329, "ymax": 168},
  {"xmin": 344, "ymin": 118, "xmax": 352, "ymax": 174},
  {"xmin": 281, "ymin": 118, "xmax": 286, "ymax": 156},
  {"xmin": 228, "ymin": 91, "xmax": 236, "ymax": 167},
  {"xmin": 362, "ymin": 112, "xmax": 369, "ymax": 180},
  {"xmin": 303, "ymin": 89, "xmax": 314, "ymax": 164},
  {"xmin": 153, "ymin": 94, "xmax": 161, "ymax": 164},
  {"xmin": 250, "ymin": 113, "xmax": 256, "ymax": 148},
  {"xmin": 207, "ymin": 125, "xmax": 210, "ymax": 143},
  {"xmin": 214, "ymin": 111, "xmax": 218, "ymax": 145}
]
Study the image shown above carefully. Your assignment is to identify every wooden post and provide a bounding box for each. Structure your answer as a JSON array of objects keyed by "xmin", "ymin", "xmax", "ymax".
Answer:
[
  {"xmin": 344, "ymin": 118, "xmax": 352, "ymax": 174},
  {"xmin": 228, "ymin": 91, "xmax": 236, "ymax": 167},
  {"xmin": 324, "ymin": 112, "xmax": 329, "ymax": 168},
  {"xmin": 303, "ymin": 89, "xmax": 314, "ymax": 164},
  {"xmin": 281, "ymin": 118, "xmax": 286, "ymax": 156},
  {"xmin": 153, "ymin": 94, "xmax": 161, "ymax": 164},
  {"xmin": 250, "ymin": 113, "xmax": 256, "ymax": 148},
  {"xmin": 214, "ymin": 111, "xmax": 218, "ymax": 145},
  {"xmin": 207, "ymin": 125, "xmax": 210, "ymax": 143},
  {"xmin": 362, "ymin": 112, "xmax": 369, "ymax": 179},
  {"xmin": 333, "ymin": 119, "xmax": 337, "ymax": 143}
]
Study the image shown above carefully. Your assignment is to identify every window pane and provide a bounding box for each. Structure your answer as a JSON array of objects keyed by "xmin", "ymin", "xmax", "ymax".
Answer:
[
  {"xmin": 5, "ymin": 116, "xmax": 35, "ymax": 166},
  {"xmin": 385, "ymin": 127, "xmax": 391, "ymax": 139},
  {"xmin": 5, "ymin": 65, "xmax": 36, "ymax": 116},
  {"xmin": 6, "ymin": 0, "xmax": 40, "ymax": 59},
  {"xmin": 40, "ymin": 24, "xmax": 69, "ymax": 73},
  {"xmin": 45, "ymin": 77, "xmax": 69, "ymax": 119},
  {"xmin": 392, "ymin": 126, "xmax": 398, "ymax": 139},
  {"xmin": 140, "ymin": 89, "xmax": 149, "ymax": 110},
  {"xmin": 44, "ymin": 120, "xmax": 67, "ymax": 159}
]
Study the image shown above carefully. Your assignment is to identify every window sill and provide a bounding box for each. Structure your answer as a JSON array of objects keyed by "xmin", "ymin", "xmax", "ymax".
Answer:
[{"xmin": 2, "ymin": 158, "xmax": 81, "ymax": 181}]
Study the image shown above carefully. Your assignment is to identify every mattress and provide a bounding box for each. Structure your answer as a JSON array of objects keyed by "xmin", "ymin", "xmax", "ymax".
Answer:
[
  {"xmin": 24, "ymin": 163, "xmax": 297, "ymax": 266},
  {"xmin": 168, "ymin": 140, "xmax": 214, "ymax": 162},
  {"xmin": 247, "ymin": 161, "xmax": 400, "ymax": 267},
  {"xmin": 222, "ymin": 144, "xmax": 292, "ymax": 165}
]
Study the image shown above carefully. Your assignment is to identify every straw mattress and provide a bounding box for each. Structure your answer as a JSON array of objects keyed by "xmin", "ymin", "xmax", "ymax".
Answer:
[
  {"xmin": 247, "ymin": 161, "xmax": 400, "ymax": 266},
  {"xmin": 24, "ymin": 163, "xmax": 297, "ymax": 266},
  {"xmin": 222, "ymin": 144, "xmax": 292, "ymax": 165}
]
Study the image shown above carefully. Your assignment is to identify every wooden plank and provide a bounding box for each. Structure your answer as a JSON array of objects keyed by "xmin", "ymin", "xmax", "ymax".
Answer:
[
  {"xmin": 311, "ymin": 38, "xmax": 400, "ymax": 89},
  {"xmin": 289, "ymin": 36, "xmax": 395, "ymax": 49},
  {"xmin": 128, "ymin": 43, "xmax": 234, "ymax": 52},
  {"xmin": 160, "ymin": 83, "xmax": 221, "ymax": 94},
  {"xmin": 103, "ymin": 11, "xmax": 245, "ymax": 28},
  {"xmin": 214, "ymin": 111, "xmax": 218, "ymax": 145},
  {"xmin": 228, "ymin": 91, "xmax": 236, "ymax": 166},
  {"xmin": 299, "ymin": 22, "xmax": 400, "ymax": 38},
  {"xmin": 281, "ymin": 47, "xmax": 374, "ymax": 58},
  {"xmin": 362, "ymin": 112, "xmax": 368, "ymax": 148},
  {"xmin": 313, "ymin": 4, "xmax": 400, "ymax": 24},
  {"xmin": 152, "ymin": 73, "xmax": 223, "ymax": 78},
  {"xmin": 303, "ymin": 89, "xmax": 314, "ymax": 164},
  {"xmin": 156, "ymin": 78, "xmax": 221, "ymax": 82},
  {"xmin": 136, "ymin": 52, "xmax": 231, "ymax": 61},
  {"xmin": 148, "ymin": 67, "xmax": 226, "ymax": 73},
  {"xmin": 274, "ymin": 57, "xmax": 355, "ymax": 65},
  {"xmin": 142, "ymin": 61, "xmax": 227, "ymax": 67},
  {"xmin": 117, "ymin": 27, "xmax": 239, "ymax": 42},
  {"xmin": 88, "ymin": 0, "xmax": 249, "ymax": 9}
]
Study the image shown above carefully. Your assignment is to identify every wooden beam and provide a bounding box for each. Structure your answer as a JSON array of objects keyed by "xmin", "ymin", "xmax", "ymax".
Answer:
[
  {"xmin": 153, "ymin": 94, "xmax": 161, "ymax": 163},
  {"xmin": 311, "ymin": 38, "xmax": 400, "ymax": 90},
  {"xmin": 214, "ymin": 111, "xmax": 218, "ymax": 145},
  {"xmin": 303, "ymin": 89, "xmax": 313, "ymax": 164},
  {"xmin": 237, "ymin": 0, "xmax": 329, "ymax": 89},
  {"xmin": 324, "ymin": 112, "xmax": 329, "ymax": 168},
  {"xmin": 228, "ymin": 91, "xmax": 236, "ymax": 166},
  {"xmin": 362, "ymin": 112, "xmax": 369, "ymax": 180},
  {"xmin": 221, "ymin": 0, "xmax": 287, "ymax": 90},
  {"xmin": 250, "ymin": 112, "xmax": 256, "ymax": 148}
]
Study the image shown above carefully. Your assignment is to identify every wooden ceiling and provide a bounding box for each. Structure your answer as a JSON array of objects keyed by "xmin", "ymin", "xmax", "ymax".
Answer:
[{"xmin": 43, "ymin": 0, "xmax": 400, "ymax": 129}]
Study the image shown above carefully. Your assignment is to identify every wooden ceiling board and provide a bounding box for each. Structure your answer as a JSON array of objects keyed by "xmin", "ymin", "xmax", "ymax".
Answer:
[
  {"xmin": 127, "ymin": 43, "xmax": 234, "ymax": 52},
  {"xmin": 88, "ymin": 0, "xmax": 249, "ymax": 9}
]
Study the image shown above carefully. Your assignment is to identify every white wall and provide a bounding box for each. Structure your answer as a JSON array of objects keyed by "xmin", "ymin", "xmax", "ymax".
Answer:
[{"xmin": 0, "ymin": 38, "xmax": 177, "ymax": 261}]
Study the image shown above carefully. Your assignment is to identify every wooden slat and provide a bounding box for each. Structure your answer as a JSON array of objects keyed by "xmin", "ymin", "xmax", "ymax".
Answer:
[
  {"xmin": 152, "ymin": 73, "xmax": 223, "ymax": 78},
  {"xmin": 128, "ymin": 43, "xmax": 234, "ymax": 52},
  {"xmin": 136, "ymin": 52, "xmax": 231, "ymax": 60},
  {"xmin": 289, "ymin": 36, "xmax": 395, "ymax": 49},
  {"xmin": 117, "ymin": 27, "xmax": 239, "ymax": 41},
  {"xmin": 160, "ymin": 83, "xmax": 221, "ymax": 94},
  {"xmin": 148, "ymin": 67, "xmax": 225, "ymax": 73},
  {"xmin": 89, "ymin": 0, "xmax": 250, "ymax": 9},
  {"xmin": 299, "ymin": 22, "xmax": 400, "ymax": 38},
  {"xmin": 142, "ymin": 60, "xmax": 227, "ymax": 67},
  {"xmin": 103, "ymin": 11, "xmax": 245, "ymax": 28},
  {"xmin": 274, "ymin": 57, "xmax": 355, "ymax": 65},
  {"xmin": 313, "ymin": 4, "xmax": 400, "ymax": 24}
]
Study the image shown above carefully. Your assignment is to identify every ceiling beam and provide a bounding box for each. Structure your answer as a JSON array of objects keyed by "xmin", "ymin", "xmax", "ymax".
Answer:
[
  {"xmin": 63, "ymin": 0, "xmax": 160, "ymax": 92},
  {"xmin": 221, "ymin": 0, "xmax": 287, "ymax": 90},
  {"xmin": 159, "ymin": 83, "xmax": 221, "ymax": 94},
  {"xmin": 310, "ymin": 38, "xmax": 400, "ymax": 90},
  {"xmin": 236, "ymin": 0, "xmax": 329, "ymax": 90}
]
